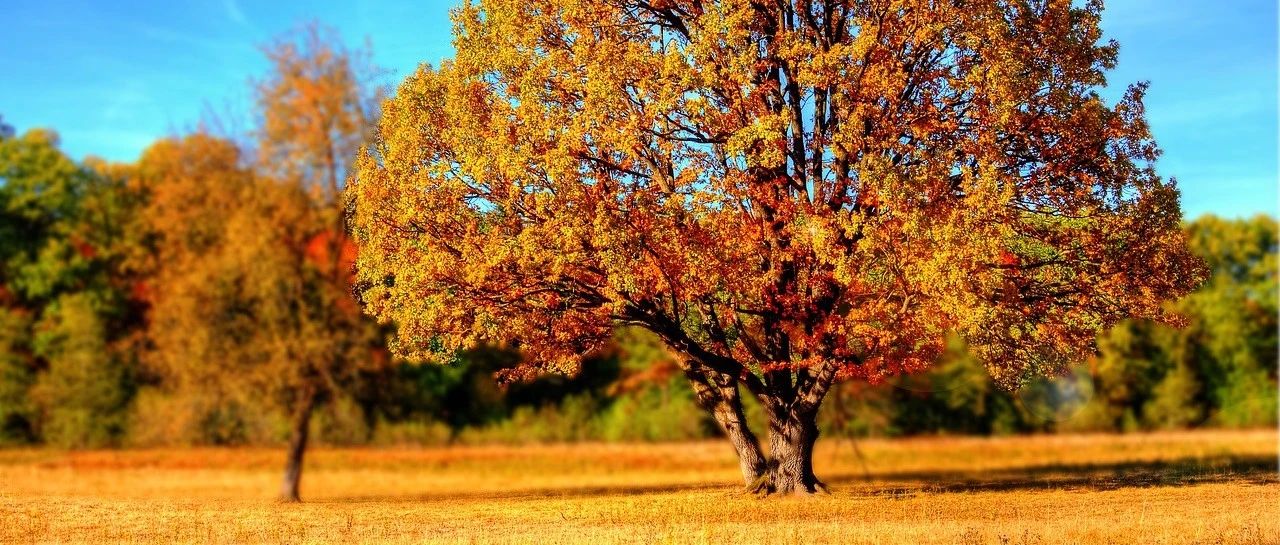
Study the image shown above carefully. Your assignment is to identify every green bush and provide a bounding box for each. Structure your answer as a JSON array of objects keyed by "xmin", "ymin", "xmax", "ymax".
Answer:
[
  {"xmin": 314, "ymin": 395, "xmax": 374, "ymax": 446},
  {"xmin": 1143, "ymin": 363, "xmax": 1204, "ymax": 429},
  {"xmin": 596, "ymin": 380, "xmax": 712, "ymax": 442},
  {"xmin": 29, "ymin": 294, "xmax": 131, "ymax": 448},
  {"xmin": 369, "ymin": 419, "xmax": 453, "ymax": 446}
]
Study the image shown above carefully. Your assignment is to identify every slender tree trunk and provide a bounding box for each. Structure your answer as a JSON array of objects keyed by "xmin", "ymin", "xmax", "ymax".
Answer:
[
  {"xmin": 279, "ymin": 392, "xmax": 317, "ymax": 503},
  {"xmin": 682, "ymin": 363, "xmax": 767, "ymax": 484},
  {"xmin": 715, "ymin": 391, "xmax": 767, "ymax": 485}
]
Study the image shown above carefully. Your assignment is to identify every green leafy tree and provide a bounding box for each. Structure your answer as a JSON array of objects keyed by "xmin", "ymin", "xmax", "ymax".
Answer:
[
  {"xmin": 1074, "ymin": 215, "xmax": 1276, "ymax": 430},
  {"xmin": 1179, "ymin": 215, "xmax": 1277, "ymax": 426},
  {"xmin": 0, "ymin": 307, "xmax": 35, "ymax": 444},
  {"xmin": 0, "ymin": 129, "xmax": 141, "ymax": 446}
]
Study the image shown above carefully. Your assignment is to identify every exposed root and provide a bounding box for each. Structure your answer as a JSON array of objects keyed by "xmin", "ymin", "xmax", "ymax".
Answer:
[
  {"xmin": 813, "ymin": 480, "xmax": 831, "ymax": 495},
  {"xmin": 747, "ymin": 473, "xmax": 772, "ymax": 496},
  {"xmin": 746, "ymin": 471, "xmax": 831, "ymax": 497}
]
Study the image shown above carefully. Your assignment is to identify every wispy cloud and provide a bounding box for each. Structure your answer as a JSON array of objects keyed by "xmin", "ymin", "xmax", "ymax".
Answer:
[
  {"xmin": 222, "ymin": 0, "xmax": 249, "ymax": 27},
  {"xmin": 131, "ymin": 20, "xmax": 236, "ymax": 52}
]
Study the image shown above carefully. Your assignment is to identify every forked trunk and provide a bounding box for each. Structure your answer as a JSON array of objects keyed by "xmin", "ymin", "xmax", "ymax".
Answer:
[
  {"xmin": 279, "ymin": 393, "xmax": 317, "ymax": 503},
  {"xmin": 717, "ymin": 398, "xmax": 768, "ymax": 485},
  {"xmin": 681, "ymin": 358, "xmax": 835, "ymax": 495}
]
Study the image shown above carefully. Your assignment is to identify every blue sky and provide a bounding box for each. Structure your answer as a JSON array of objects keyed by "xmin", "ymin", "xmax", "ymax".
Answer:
[{"xmin": 1, "ymin": 0, "xmax": 1275, "ymax": 219}]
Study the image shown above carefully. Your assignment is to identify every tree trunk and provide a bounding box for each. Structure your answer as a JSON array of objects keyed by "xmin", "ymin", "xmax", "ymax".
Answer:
[
  {"xmin": 751, "ymin": 411, "xmax": 826, "ymax": 495},
  {"xmin": 716, "ymin": 394, "xmax": 767, "ymax": 485},
  {"xmin": 279, "ymin": 393, "xmax": 317, "ymax": 503},
  {"xmin": 680, "ymin": 357, "xmax": 836, "ymax": 495},
  {"xmin": 682, "ymin": 363, "xmax": 767, "ymax": 485},
  {"xmin": 706, "ymin": 378, "xmax": 762, "ymax": 486}
]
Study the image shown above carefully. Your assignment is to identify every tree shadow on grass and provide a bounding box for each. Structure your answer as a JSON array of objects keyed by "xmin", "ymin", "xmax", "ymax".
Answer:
[
  {"xmin": 315, "ymin": 481, "xmax": 729, "ymax": 504},
  {"xmin": 317, "ymin": 454, "xmax": 1277, "ymax": 504},
  {"xmin": 824, "ymin": 454, "xmax": 1279, "ymax": 496}
]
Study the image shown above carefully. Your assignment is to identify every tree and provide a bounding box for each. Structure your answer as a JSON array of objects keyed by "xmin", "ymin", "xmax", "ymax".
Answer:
[
  {"xmin": 28, "ymin": 293, "xmax": 132, "ymax": 447},
  {"xmin": 350, "ymin": 0, "xmax": 1204, "ymax": 494},
  {"xmin": 133, "ymin": 133, "xmax": 278, "ymax": 446},
  {"xmin": 256, "ymin": 22, "xmax": 383, "ymax": 204},
  {"xmin": 135, "ymin": 24, "xmax": 384, "ymax": 501},
  {"xmin": 136, "ymin": 127, "xmax": 385, "ymax": 500},
  {"xmin": 1180, "ymin": 215, "xmax": 1277, "ymax": 427},
  {"xmin": 0, "ymin": 129, "xmax": 141, "ymax": 447},
  {"xmin": 1081, "ymin": 215, "xmax": 1277, "ymax": 430},
  {"xmin": 252, "ymin": 23, "xmax": 385, "ymax": 502}
]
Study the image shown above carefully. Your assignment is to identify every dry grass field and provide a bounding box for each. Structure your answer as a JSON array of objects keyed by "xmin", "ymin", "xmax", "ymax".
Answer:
[{"xmin": 1, "ymin": 429, "xmax": 1276, "ymax": 544}]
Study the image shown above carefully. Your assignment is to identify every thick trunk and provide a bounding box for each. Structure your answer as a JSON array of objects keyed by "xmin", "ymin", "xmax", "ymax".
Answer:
[
  {"xmin": 279, "ymin": 393, "xmax": 317, "ymax": 503},
  {"xmin": 752, "ymin": 411, "xmax": 826, "ymax": 495},
  {"xmin": 679, "ymin": 356, "xmax": 836, "ymax": 495}
]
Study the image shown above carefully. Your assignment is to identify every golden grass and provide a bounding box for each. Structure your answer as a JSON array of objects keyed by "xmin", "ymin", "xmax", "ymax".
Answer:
[{"xmin": 1, "ymin": 429, "xmax": 1276, "ymax": 544}]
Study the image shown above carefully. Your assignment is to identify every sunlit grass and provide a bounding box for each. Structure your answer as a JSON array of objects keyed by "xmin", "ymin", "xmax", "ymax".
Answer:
[{"xmin": 1, "ymin": 429, "xmax": 1276, "ymax": 544}]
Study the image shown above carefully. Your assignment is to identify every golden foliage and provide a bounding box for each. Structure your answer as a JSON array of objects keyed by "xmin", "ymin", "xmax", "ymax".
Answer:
[{"xmin": 350, "ymin": 0, "xmax": 1205, "ymax": 392}]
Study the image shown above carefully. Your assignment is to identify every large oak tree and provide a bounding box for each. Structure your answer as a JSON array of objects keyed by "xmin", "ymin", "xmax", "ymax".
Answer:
[{"xmin": 350, "ymin": 0, "xmax": 1203, "ymax": 494}]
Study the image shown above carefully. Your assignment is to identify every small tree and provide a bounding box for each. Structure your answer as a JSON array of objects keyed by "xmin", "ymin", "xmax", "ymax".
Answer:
[
  {"xmin": 252, "ymin": 22, "xmax": 386, "ymax": 502},
  {"xmin": 139, "ymin": 24, "xmax": 384, "ymax": 501},
  {"xmin": 350, "ymin": 0, "xmax": 1203, "ymax": 494}
]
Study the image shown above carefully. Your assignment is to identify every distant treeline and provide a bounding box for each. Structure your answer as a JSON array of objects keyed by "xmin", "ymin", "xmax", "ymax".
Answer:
[{"xmin": 1, "ymin": 107, "xmax": 1272, "ymax": 447}]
